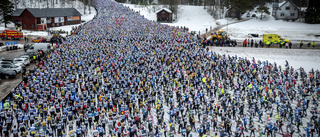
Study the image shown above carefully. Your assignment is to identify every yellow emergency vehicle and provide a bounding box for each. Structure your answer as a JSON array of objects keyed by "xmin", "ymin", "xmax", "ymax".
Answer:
[{"xmin": 263, "ymin": 34, "xmax": 290, "ymax": 45}]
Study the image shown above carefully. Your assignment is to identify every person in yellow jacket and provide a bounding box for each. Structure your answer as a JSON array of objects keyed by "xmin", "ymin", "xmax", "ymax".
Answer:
[
  {"xmin": 69, "ymin": 129, "xmax": 76, "ymax": 137},
  {"xmin": 4, "ymin": 101, "xmax": 10, "ymax": 111},
  {"xmin": 14, "ymin": 94, "xmax": 22, "ymax": 101}
]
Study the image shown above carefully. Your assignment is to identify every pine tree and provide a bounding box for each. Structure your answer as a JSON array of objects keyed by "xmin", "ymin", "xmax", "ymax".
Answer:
[
  {"xmin": 228, "ymin": 0, "xmax": 254, "ymax": 19},
  {"xmin": 305, "ymin": 0, "xmax": 320, "ymax": 24},
  {"xmin": 257, "ymin": 6, "xmax": 270, "ymax": 19},
  {"xmin": 0, "ymin": 0, "xmax": 15, "ymax": 28}
]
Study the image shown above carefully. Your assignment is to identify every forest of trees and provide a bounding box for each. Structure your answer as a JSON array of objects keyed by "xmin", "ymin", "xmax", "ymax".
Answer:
[
  {"xmin": 116, "ymin": 0, "xmax": 277, "ymax": 19},
  {"xmin": 9, "ymin": 0, "xmax": 93, "ymax": 14}
]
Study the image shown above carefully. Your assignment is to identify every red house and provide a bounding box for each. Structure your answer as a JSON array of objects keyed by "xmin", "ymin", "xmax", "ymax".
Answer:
[{"xmin": 12, "ymin": 8, "xmax": 82, "ymax": 30}]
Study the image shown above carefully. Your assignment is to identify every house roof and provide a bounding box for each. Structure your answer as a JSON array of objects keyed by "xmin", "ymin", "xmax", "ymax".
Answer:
[
  {"xmin": 156, "ymin": 8, "xmax": 172, "ymax": 14},
  {"xmin": 14, "ymin": 8, "xmax": 82, "ymax": 18},
  {"xmin": 279, "ymin": 1, "xmax": 287, "ymax": 7},
  {"xmin": 12, "ymin": 9, "xmax": 24, "ymax": 17},
  {"xmin": 279, "ymin": 0, "xmax": 299, "ymax": 10}
]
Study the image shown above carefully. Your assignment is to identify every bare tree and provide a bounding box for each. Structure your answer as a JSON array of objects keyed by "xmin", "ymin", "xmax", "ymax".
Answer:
[
  {"xmin": 83, "ymin": 0, "xmax": 87, "ymax": 14},
  {"xmin": 22, "ymin": 0, "xmax": 26, "ymax": 7},
  {"xmin": 13, "ymin": 0, "xmax": 19, "ymax": 10},
  {"xmin": 88, "ymin": 0, "xmax": 91, "ymax": 14}
]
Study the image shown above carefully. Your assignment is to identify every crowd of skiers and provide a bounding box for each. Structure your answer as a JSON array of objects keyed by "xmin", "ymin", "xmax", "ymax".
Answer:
[{"xmin": 0, "ymin": 0, "xmax": 319, "ymax": 137}]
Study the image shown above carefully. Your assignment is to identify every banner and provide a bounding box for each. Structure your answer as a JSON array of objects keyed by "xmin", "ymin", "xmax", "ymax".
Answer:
[
  {"xmin": 116, "ymin": 17, "xmax": 119, "ymax": 25},
  {"xmin": 72, "ymin": 16, "xmax": 80, "ymax": 20},
  {"xmin": 120, "ymin": 17, "xmax": 123, "ymax": 25}
]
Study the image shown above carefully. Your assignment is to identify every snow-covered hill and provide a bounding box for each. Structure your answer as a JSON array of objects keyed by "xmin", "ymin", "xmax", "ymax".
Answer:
[
  {"xmin": 123, "ymin": 3, "xmax": 320, "ymax": 42},
  {"xmin": 122, "ymin": 3, "xmax": 237, "ymax": 34}
]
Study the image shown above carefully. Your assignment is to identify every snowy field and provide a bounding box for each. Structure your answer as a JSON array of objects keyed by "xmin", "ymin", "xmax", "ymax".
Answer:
[
  {"xmin": 223, "ymin": 17, "xmax": 320, "ymax": 42},
  {"xmin": 210, "ymin": 47, "xmax": 320, "ymax": 72},
  {"xmin": 122, "ymin": 4, "xmax": 237, "ymax": 34},
  {"xmin": 123, "ymin": 3, "xmax": 320, "ymax": 43},
  {"xmin": 122, "ymin": 3, "xmax": 320, "ymax": 72}
]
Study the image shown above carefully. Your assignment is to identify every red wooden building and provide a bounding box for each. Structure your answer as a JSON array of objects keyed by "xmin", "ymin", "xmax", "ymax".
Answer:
[{"xmin": 12, "ymin": 8, "xmax": 82, "ymax": 30}]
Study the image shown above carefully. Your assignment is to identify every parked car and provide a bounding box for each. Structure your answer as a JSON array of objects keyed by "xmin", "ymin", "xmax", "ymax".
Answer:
[
  {"xmin": 0, "ymin": 67, "xmax": 16, "ymax": 79},
  {"xmin": 246, "ymin": 13, "xmax": 251, "ymax": 17},
  {"xmin": 0, "ymin": 43, "xmax": 6, "ymax": 51},
  {"xmin": 0, "ymin": 64, "xmax": 21, "ymax": 73},
  {"xmin": 18, "ymin": 55, "xmax": 31, "ymax": 63},
  {"xmin": 13, "ymin": 58, "xmax": 29, "ymax": 66},
  {"xmin": 0, "ymin": 59, "xmax": 24, "ymax": 67},
  {"xmin": 23, "ymin": 43, "xmax": 33, "ymax": 51},
  {"xmin": 32, "ymin": 37, "xmax": 47, "ymax": 43}
]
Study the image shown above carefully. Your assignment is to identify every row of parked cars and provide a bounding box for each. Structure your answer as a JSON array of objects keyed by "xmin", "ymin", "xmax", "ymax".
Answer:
[
  {"xmin": 0, "ymin": 53, "xmax": 31, "ymax": 83},
  {"xmin": 0, "ymin": 42, "xmax": 53, "ymax": 83}
]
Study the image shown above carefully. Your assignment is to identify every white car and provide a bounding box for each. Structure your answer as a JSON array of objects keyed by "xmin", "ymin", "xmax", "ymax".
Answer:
[
  {"xmin": 0, "ymin": 64, "xmax": 21, "ymax": 73},
  {"xmin": 14, "ymin": 57, "xmax": 30, "ymax": 66},
  {"xmin": 19, "ymin": 55, "xmax": 31, "ymax": 65}
]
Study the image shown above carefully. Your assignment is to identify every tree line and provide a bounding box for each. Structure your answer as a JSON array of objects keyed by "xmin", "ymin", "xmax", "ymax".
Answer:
[{"xmin": 116, "ymin": 0, "xmax": 319, "ymax": 23}]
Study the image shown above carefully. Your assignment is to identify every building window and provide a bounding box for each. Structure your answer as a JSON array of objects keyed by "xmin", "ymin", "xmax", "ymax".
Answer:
[
  {"xmin": 31, "ymin": 24, "xmax": 34, "ymax": 28},
  {"xmin": 286, "ymin": 7, "xmax": 290, "ymax": 10},
  {"xmin": 27, "ymin": 16, "xmax": 29, "ymax": 21},
  {"xmin": 52, "ymin": 23, "xmax": 54, "ymax": 27},
  {"xmin": 280, "ymin": 13, "xmax": 285, "ymax": 16},
  {"xmin": 291, "ymin": 13, "xmax": 295, "ymax": 16}
]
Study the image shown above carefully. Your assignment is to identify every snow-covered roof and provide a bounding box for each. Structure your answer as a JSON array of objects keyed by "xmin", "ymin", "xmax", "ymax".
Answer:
[
  {"xmin": 279, "ymin": 1, "xmax": 286, "ymax": 7},
  {"xmin": 279, "ymin": 0, "xmax": 299, "ymax": 9},
  {"xmin": 156, "ymin": 8, "xmax": 172, "ymax": 14},
  {"xmin": 301, "ymin": 7, "xmax": 307, "ymax": 12},
  {"xmin": 12, "ymin": 9, "xmax": 24, "ymax": 17}
]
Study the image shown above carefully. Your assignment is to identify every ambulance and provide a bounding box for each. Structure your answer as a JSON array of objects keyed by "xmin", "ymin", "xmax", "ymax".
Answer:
[{"xmin": 263, "ymin": 34, "xmax": 290, "ymax": 45}]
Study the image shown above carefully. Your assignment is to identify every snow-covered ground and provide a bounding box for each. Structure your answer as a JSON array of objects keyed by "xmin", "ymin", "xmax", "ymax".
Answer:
[
  {"xmin": 122, "ymin": 4, "xmax": 237, "ymax": 34},
  {"xmin": 222, "ymin": 17, "xmax": 320, "ymax": 42},
  {"xmin": 210, "ymin": 46, "xmax": 320, "ymax": 72},
  {"xmin": 123, "ymin": 3, "xmax": 320, "ymax": 42}
]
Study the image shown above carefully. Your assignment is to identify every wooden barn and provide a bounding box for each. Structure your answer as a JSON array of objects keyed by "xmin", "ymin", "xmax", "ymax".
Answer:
[
  {"xmin": 156, "ymin": 8, "xmax": 172, "ymax": 23},
  {"xmin": 11, "ymin": 8, "xmax": 82, "ymax": 30}
]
